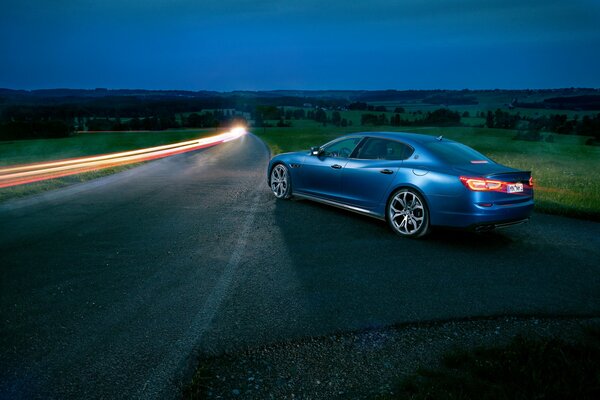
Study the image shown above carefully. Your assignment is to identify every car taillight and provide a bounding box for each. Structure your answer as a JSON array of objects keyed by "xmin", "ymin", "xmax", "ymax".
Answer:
[
  {"xmin": 529, "ymin": 176, "xmax": 534, "ymax": 187},
  {"xmin": 460, "ymin": 176, "xmax": 503, "ymax": 191}
]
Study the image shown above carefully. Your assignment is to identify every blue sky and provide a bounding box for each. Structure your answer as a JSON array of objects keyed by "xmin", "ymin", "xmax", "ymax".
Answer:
[{"xmin": 1, "ymin": 0, "xmax": 599, "ymax": 90}]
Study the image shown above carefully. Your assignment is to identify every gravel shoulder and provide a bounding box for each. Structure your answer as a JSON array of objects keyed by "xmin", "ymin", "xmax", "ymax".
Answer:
[{"xmin": 188, "ymin": 316, "xmax": 600, "ymax": 399}]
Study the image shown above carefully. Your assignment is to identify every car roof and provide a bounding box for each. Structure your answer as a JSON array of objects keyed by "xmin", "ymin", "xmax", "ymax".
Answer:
[{"xmin": 343, "ymin": 131, "xmax": 454, "ymax": 147}]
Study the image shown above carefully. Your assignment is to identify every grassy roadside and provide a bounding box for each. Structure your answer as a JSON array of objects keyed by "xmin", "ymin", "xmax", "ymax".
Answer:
[
  {"xmin": 391, "ymin": 331, "xmax": 600, "ymax": 400},
  {"xmin": 0, "ymin": 129, "xmax": 217, "ymax": 203},
  {"xmin": 254, "ymin": 121, "xmax": 600, "ymax": 221},
  {"xmin": 0, "ymin": 163, "xmax": 144, "ymax": 202},
  {"xmin": 184, "ymin": 317, "xmax": 600, "ymax": 399}
]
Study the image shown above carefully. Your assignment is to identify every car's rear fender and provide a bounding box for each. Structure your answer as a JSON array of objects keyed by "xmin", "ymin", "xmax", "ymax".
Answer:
[
  {"xmin": 379, "ymin": 169, "xmax": 462, "ymax": 225},
  {"xmin": 380, "ymin": 182, "xmax": 432, "ymax": 222}
]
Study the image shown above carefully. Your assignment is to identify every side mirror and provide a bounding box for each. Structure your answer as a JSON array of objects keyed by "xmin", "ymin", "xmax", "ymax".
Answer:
[{"xmin": 310, "ymin": 146, "xmax": 321, "ymax": 156}]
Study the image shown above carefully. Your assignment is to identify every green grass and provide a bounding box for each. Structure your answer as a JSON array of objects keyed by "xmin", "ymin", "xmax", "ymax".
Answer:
[
  {"xmin": 0, "ymin": 128, "xmax": 217, "ymax": 202},
  {"xmin": 0, "ymin": 164, "xmax": 144, "ymax": 202},
  {"xmin": 0, "ymin": 128, "xmax": 216, "ymax": 166},
  {"xmin": 388, "ymin": 330, "xmax": 600, "ymax": 400},
  {"xmin": 254, "ymin": 121, "xmax": 600, "ymax": 220}
]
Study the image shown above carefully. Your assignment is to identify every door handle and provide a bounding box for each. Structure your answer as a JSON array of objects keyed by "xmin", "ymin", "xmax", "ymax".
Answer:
[
  {"xmin": 331, "ymin": 164, "xmax": 343, "ymax": 169},
  {"xmin": 380, "ymin": 169, "xmax": 394, "ymax": 174}
]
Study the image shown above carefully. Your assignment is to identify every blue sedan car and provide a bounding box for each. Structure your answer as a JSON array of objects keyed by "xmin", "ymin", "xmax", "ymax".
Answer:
[{"xmin": 267, "ymin": 132, "xmax": 534, "ymax": 238}]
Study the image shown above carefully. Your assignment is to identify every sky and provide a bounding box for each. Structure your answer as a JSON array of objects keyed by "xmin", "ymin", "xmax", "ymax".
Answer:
[{"xmin": 1, "ymin": 0, "xmax": 599, "ymax": 90}]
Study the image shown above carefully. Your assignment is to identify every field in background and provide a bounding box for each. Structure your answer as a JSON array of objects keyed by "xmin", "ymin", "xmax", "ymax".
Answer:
[
  {"xmin": 255, "ymin": 120, "xmax": 600, "ymax": 220},
  {"xmin": 0, "ymin": 128, "xmax": 216, "ymax": 166},
  {"xmin": 1, "ymin": 88, "xmax": 598, "ymax": 219},
  {"xmin": 0, "ymin": 128, "xmax": 216, "ymax": 202}
]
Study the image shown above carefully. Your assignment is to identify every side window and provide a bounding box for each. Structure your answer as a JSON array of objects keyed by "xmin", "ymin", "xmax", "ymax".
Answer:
[
  {"xmin": 356, "ymin": 138, "xmax": 413, "ymax": 160},
  {"xmin": 321, "ymin": 137, "xmax": 362, "ymax": 158}
]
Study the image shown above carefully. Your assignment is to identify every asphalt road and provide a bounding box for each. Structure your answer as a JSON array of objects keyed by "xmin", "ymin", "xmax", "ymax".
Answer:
[{"xmin": 1, "ymin": 133, "xmax": 599, "ymax": 399}]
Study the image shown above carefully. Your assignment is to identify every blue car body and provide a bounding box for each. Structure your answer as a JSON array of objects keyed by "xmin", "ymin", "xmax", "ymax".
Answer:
[{"xmin": 267, "ymin": 132, "xmax": 534, "ymax": 231}]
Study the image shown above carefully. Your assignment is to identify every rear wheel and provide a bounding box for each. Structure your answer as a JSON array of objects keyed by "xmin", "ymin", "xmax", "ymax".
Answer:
[
  {"xmin": 270, "ymin": 164, "xmax": 291, "ymax": 199},
  {"xmin": 387, "ymin": 189, "xmax": 430, "ymax": 238}
]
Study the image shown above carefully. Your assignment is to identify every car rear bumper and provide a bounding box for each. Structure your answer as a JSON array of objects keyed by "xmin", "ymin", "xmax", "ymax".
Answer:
[
  {"xmin": 470, "ymin": 217, "xmax": 530, "ymax": 232},
  {"xmin": 429, "ymin": 194, "xmax": 534, "ymax": 228}
]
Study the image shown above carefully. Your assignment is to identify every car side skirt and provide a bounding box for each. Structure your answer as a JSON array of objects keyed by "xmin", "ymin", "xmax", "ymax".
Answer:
[{"xmin": 293, "ymin": 192, "xmax": 386, "ymax": 221}]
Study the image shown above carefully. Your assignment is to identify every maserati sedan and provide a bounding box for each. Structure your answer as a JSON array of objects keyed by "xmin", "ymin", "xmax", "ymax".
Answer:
[{"xmin": 267, "ymin": 132, "xmax": 534, "ymax": 238}]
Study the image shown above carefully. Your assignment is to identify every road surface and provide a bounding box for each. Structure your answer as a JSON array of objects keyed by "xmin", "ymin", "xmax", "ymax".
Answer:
[{"xmin": 1, "ymin": 133, "xmax": 599, "ymax": 398}]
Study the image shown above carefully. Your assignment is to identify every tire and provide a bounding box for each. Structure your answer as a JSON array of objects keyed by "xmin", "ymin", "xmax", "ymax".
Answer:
[
  {"xmin": 270, "ymin": 163, "xmax": 292, "ymax": 199},
  {"xmin": 387, "ymin": 188, "xmax": 430, "ymax": 238}
]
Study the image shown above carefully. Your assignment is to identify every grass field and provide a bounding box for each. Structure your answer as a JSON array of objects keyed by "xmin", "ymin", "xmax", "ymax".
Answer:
[
  {"xmin": 391, "ymin": 329, "xmax": 600, "ymax": 400},
  {"xmin": 1, "ymin": 121, "xmax": 598, "ymax": 220},
  {"xmin": 0, "ymin": 128, "xmax": 217, "ymax": 202},
  {"xmin": 0, "ymin": 128, "xmax": 216, "ymax": 166},
  {"xmin": 255, "ymin": 120, "xmax": 600, "ymax": 220}
]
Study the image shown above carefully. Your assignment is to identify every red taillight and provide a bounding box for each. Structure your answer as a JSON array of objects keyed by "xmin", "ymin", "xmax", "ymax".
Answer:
[
  {"xmin": 529, "ymin": 176, "xmax": 534, "ymax": 187},
  {"xmin": 460, "ymin": 176, "xmax": 503, "ymax": 191}
]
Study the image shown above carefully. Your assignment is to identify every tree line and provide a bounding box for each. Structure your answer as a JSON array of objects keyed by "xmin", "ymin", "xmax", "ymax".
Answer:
[
  {"xmin": 484, "ymin": 109, "xmax": 600, "ymax": 139},
  {"xmin": 0, "ymin": 95, "xmax": 343, "ymax": 140},
  {"xmin": 362, "ymin": 109, "xmax": 462, "ymax": 127}
]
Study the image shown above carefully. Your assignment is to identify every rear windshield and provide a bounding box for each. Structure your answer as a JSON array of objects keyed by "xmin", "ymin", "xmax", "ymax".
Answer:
[{"xmin": 424, "ymin": 141, "xmax": 492, "ymax": 165}]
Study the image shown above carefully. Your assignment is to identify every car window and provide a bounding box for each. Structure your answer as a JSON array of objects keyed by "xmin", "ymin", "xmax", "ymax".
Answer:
[
  {"xmin": 424, "ymin": 141, "xmax": 493, "ymax": 165},
  {"xmin": 321, "ymin": 137, "xmax": 362, "ymax": 158},
  {"xmin": 355, "ymin": 138, "xmax": 413, "ymax": 160}
]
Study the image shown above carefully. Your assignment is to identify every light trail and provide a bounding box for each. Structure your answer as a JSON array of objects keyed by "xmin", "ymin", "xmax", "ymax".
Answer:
[{"xmin": 0, "ymin": 127, "xmax": 247, "ymax": 188}]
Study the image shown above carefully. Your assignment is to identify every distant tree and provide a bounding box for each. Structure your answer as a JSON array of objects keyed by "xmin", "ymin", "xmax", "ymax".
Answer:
[
  {"xmin": 486, "ymin": 111, "xmax": 495, "ymax": 128},
  {"xmin": 254, "ymin": 112, "xmax": 264, "ymax": 128},
  {"xmin": 292, "ymin": 109, "xmax": 305, "ymax": 119},
  {"xmin": 462, "ymin": 111, "xmax": 470, "ymax": 118},
  {"xmin": 87, "ymin": 118, "xmax": 113, "ymax": 131},
  {"xmin": 361, "ymin": 113, "xmax": 388, "ymax": 125},
  {"xmin": 129, "ymin": 117, "xmax": 141, "ymax": 130},
  {"xmin": 255, "ymin": 105, "xmax": 281, "ymax": 120},
  {"xmin": 422, "ymin": 109, "xmax": 460, "ymax": 126},
  {"xmin": 332, "ymin": 111, "xmax": 341, "ymax": 126},
  {"xmin": 361, "ymin": 113, "xmax": 378, "ymax": 125},
  {"xmin": 394, "ymin": 107, "xmax": 405, "ymax": 113},
  {"xmin": 314, "ymin": 109, "xmax": 327, "ymax": 124},
  {"xmin": 187, "ymin": 113, "xmax": 201, "ymax": 127},
  {"xmin": 493, "ymin": 109, "xmax": 520, "ymax": 129},
  {"xmin": 277, "ymin": 118, "xmax": 291, "ymax": 127},
  {"xmin": 348, "ymin": 102, "xmax": 368, "ymax": 110},
  {"xmin": 378, "ymin": 113, "xmax": 389, "ymax": 125}
]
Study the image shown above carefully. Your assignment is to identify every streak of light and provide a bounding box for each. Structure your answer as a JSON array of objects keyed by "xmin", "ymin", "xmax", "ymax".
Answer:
[{"xmin": 0, "ymin": 127, "xmax": 247, "ymax": 188}]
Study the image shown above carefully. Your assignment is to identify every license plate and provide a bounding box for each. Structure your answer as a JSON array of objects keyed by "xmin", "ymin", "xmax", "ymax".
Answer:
[{"xmin": 507, "ymin": 183, "xmax": 523, "ymax": 193}]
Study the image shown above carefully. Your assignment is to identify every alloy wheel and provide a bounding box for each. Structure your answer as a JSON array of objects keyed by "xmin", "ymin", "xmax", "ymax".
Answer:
[
  {"xmin": 270, "ymin": 164, "xmax": 289, "ymax": 198},
  {"xmin": 388, "ymin": 189, "xmax": 428, "ymax": 237}
]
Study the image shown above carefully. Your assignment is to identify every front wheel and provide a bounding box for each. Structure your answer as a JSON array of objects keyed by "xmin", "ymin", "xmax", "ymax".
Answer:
[
  {"xmin": 387, "ymin": 189, "xmax": 430, "ymax": 238},
  {"xmin": 270, "ymin": 164, "xmax": 292, "ymax": 199}
]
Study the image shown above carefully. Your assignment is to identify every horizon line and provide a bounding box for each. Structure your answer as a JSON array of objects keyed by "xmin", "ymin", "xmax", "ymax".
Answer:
[{"xmin": 2, "ymin": 87, "xmax": 599, "ymax": 93}]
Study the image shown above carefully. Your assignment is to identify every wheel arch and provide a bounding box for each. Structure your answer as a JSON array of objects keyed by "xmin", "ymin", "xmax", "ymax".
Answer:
[{"xmin": 384, "ymin": 184, "xmax": 431, "ymax": 222}]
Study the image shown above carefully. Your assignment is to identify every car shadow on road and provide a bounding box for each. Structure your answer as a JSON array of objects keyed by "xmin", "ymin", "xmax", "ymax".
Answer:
[
  {"xmin": 268, "ymin": 195, "xmax": 592, "ymax": 337},
  {"xmin": 281, "ymin": 196, "xmax": 515, "ymax": 250}
]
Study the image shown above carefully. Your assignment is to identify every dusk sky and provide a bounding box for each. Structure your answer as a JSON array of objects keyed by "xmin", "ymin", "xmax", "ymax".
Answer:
[{"xmin": 1, "ymin": 0, "xmax": 599, "ymax": 90}]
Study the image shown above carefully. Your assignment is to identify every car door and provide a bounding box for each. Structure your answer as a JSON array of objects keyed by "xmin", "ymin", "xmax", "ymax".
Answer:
[
  {"xmin": 298, "ymin": 137, "xmax": 363, "ymax": 201},
  {"xmin": 341, "ymin": 138, "xmax": 414, "ymax": 209}
]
